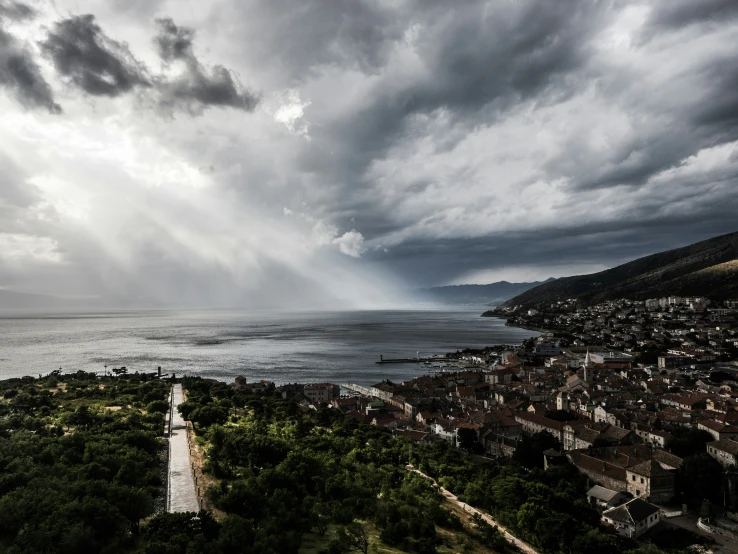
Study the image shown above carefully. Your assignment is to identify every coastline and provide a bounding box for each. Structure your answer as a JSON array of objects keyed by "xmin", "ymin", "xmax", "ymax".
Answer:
[{"xmin": 481, "ymin": 310, "xmax": 551, "ymax": 335}]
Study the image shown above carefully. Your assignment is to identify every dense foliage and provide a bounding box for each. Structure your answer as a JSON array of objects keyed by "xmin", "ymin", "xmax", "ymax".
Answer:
[
  {"xmin": 0, "ymin": 374, "xmax": 681, "ymax": 553},
  {"xmin": 0, "ymin": 372, "xmax": 169, "ymax": 553},
  {"xmin": 154, "ymin": 377, "xmax": 668, "ymax": 554}
]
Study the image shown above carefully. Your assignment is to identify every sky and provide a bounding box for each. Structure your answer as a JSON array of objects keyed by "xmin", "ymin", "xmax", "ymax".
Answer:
[{"xmin": 0, "ymin": 0, "xmax": 737, "ymax": 308}]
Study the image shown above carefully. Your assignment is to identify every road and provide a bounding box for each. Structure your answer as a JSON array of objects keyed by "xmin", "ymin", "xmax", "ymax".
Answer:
[
  {"xmin": 406, "ymin": 465, "xmax": 539, "ymax": 554},
  {"xmin": 665, "ymin": 514, "xmax": 738, "ymax": 553},
  {"xmin": 167, "ymin": 384, "xmax": 199, "ymax": 512}
]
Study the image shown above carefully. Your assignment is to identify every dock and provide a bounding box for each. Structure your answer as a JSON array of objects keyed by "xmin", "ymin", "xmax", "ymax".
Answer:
[
  {"xmin": 341, "ymin": 383, "xmax": 373, "ymax": 396},
  {"xmin": 375, "ymin": 354, "xmax": 450, "ymax": 365}
]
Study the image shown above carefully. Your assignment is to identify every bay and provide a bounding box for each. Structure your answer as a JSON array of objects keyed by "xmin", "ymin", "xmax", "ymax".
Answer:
[{"xmin": 0, "ymin": 307, "xmax": 538, "ymax": 386}]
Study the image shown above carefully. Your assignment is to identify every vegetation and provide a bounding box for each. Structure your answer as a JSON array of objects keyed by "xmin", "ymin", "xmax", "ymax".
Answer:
[
  {"xmin": 0, "ymin": 374, "xmax": 685, "ymax": 553},
  {"xmin": 0, "ymin": 371, "xmax": 169, "ymax": 553},
  {"xmin": 162, "ymin": 377, "xmax": 670, "ymax": 554}
]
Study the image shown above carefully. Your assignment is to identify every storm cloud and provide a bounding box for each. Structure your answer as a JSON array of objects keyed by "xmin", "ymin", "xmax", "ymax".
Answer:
[
  {"xmin": 0, "ymin": 28, "xmax": 60, "ymax": 113},
  {"xmin": 0, "ymin": 0, "xmax": 736, "ymax": 305},
  {"xmin": 0, "ymin": 2, "xmax": 60, "ymax": 113},
  {"xmin": 154, "ymin": 18, "xmax": 259, "ymax": 113},
  {"xmin": 40, "ymin": 14, "xmax": 150, "ymax": 97}
]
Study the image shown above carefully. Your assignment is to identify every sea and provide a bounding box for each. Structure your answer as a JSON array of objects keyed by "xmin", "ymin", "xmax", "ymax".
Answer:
[{"xmin": 0, "ymin": 307, "xmax": 538, "ymax": 387}]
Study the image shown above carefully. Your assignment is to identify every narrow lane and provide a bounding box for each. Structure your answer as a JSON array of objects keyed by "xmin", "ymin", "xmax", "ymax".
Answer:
[
  {"xmin": 406, "ymin": 465, "xmax": 539, "ymax": 554},
  {"xmin": 167, "ymin": 384, "xmax": 199, "ymax": 512}
]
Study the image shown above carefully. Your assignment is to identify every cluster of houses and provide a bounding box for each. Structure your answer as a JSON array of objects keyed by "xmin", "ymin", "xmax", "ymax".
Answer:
[
  {"xmin": 229, "ymin": 297, "xmax": 738, "ymax": 541},
  {"xmin": 497, "ymin": 297, "xmax": 738, "ymax": 368}
]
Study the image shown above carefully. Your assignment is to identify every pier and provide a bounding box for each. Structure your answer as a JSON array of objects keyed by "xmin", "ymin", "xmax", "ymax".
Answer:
[
  {"xmin": 375, "ymin": 354, "xmax": 450, "ymax": 365},
  {"xmin": 341, "ymin": 383, "xmax": 373, "ymax": 396}
]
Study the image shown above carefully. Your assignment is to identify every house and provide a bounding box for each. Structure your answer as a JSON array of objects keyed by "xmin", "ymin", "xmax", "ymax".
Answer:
[
  {"xmin": 370, "ymin": 381, "xmax": 397, "ymax": 402},
  {"xmin": 602, "ymin": 498, "xmax": 661, "ymax": 538},
  {"xmin": 515, "ymin": 412, "xmax": 565, "ymax": 442},
  {"xmin": 431, "ymin": 419, "xmax": 457, "ymax": 445},
  {"xmin": 707, "ymin": 439, "xmax": 738, "ymax": 467},
  {"xmin": 303, "ymin": 383, "xmax": 338, "ymax": 404},
  {"xmin": 331, "ymin": 396, "xmax": 360, "ymax": 411},
  {"xmin": 587, "ymin": 485, "xmax": 626, "ymax": 510},
  {"xmin": 626, "ymin": 459, "xmax": 674, "ymax": 503},
  {"xmin": 698, "ymin": 420, "xmax": 738, "ymax": 442},
  {"xmin": 457, "ymin": 385, "xmax": 477, "ymax": 404}
]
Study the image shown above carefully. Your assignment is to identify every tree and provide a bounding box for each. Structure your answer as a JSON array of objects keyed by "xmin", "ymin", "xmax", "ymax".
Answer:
[
  {"xmin": 189, "ymin": 405, "xmax": 228, "ymax": 428},
  {"xmin": 666, "ymin": 428, "xmax": 714, "ymax": 458},
  {"xmin": 146, "ymin": 400, "xmax": 169, "ymax": 414},
  {"xmin": 457, "ymin": 427, "xmax": 481, "ymax": 452},
  {"xmin": 678, "ymin": 454, "xmax": 724, "ymax": 503},
  {"xmin": 700, "ymin": 499, "xmax": 712, "ymax": 521},
  {"xmin": 108, "ymin": 485, "xmax": 154, "ymax": 534},
  {"xmin": 330, "ymin": 524, "xmax": 370, "ymax": 554},
  {"xmin": 514, "ymin": 431, "xmax": 560, "ymax": 469}
]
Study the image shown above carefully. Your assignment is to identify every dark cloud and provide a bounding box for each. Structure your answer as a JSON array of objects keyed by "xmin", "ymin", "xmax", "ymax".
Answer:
[
  {"xmin": 408, "ymin": 1, "xmax": 608, "ymax": 115},
  {"xmin": 647, "ymin": 0, "xmax": 738, "ymax": 31},
  {"xmin": 226, "ymin": 0, "xmax": 405, "ymax": 79},
  {"xmin": 0, "ymin": 0, "xmax": 34, "ymax": 21},
  {"xmin": 154, "ymin": 18, "xmax": 258, "ymax": 113},
  {"xmin": 283, "ymin": 0, "xmax": 616, "ymax": 239},
  {"xmin": 3, "ymin": 0, "xmax": 738, "ymax": 299},
  {"xmin": 0, "ymin": 27, "xmax": 61, "ymax": 113},
  {"xmin": 40, "ymin": 14, "xmax": 150, "ymax": 97},
  {"xmin": 154, "ymin": 17, "xmax": 194, "ymax": 61}
]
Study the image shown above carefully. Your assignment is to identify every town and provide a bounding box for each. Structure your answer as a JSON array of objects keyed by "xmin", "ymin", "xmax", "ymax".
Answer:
[{"xmin": 230, "ymin": 296, "xmax": 738, "ymax": 546}]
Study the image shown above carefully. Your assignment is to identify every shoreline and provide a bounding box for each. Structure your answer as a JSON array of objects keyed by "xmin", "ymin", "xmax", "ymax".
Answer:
[{"xmin": 481, "ymin": 311, "xmax": 551, "ymax": 335}]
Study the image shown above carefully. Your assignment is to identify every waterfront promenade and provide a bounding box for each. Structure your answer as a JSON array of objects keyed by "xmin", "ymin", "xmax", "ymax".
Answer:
[{"xmin": 167, "ymin": 384, "xmax": 199, "ymax": 512}]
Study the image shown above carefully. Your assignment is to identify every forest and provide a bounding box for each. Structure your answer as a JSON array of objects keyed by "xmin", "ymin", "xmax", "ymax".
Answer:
[{"xmin": 0, "ymin": 373, "xmax": 693, "ymax": 553}]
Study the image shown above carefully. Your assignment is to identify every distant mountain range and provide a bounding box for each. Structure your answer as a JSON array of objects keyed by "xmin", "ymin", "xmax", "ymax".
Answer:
[
  {"xmin": 0, "ymin": 289, "xmax": 102, "ymax": 311},
  {"xmin": 416, "ymin": 278, "xmax": 555, "ymax": 305},
  {"xmin": 499, "ymin": 231, "xmax": 738, "ymax": 310}
]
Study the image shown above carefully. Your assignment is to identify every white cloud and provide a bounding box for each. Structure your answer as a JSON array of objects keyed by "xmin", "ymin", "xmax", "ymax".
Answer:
[
  {"xmin": 332, "ymin": 230, "xmax": 365, "ymax": 258},
  {"xmin": 310, "ymin": 220, "xmax": 365, "ymax": 257},
  {"xmin": 273, "ymin": 89, "xmax": 311, "ymax": 138},
  {"xmin": 0, "ymin": 233, "xmax": 61, "ymax": 263}
]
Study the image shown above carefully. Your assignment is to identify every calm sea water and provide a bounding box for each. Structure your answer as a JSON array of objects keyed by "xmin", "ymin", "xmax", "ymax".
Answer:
[{"xmin": 0, "ymin": 308, "xmax": 537, "ymax": 386}]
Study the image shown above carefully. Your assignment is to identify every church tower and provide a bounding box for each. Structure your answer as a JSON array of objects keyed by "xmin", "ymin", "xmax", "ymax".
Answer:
[{"xmin": 583, "ymin": 350, "xmax": 592, "ymax": 383}]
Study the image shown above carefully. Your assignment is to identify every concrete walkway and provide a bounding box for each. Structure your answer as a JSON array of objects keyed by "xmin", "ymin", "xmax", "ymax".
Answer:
[
  {"xmin": 167, "ymin": 384, "xmax": 199, "ymax": 512},
  {"xmin": 407, "ymin": 465, "xmax": 539, "ymax": 554}
]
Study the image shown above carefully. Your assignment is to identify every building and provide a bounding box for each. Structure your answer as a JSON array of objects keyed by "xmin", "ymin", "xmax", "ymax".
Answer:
[
  {"xmin": 303, "ymin": 383, "xmax": 338, "ymax": 404},
  {"xmin": 587, "ymin": 485, "xmax": 626, "ymax": 510},
  {"xmin": 698, "ymin": 420, "xmax": 738, "ymax": 442},
  {"xmin": 370, "ymin": 381, "xmax": 396, "ymax": 402},
  {"xmin": 515, "ymin": 412, "xmax": 565, "ymax": 442},
  {"xmin": 707, "ymin": 439, "xmax": 738, "ymax": 467},
  {"xmin": 602, "ymin": 498, "xmax": 661, "ymax": 538},
  {"xmin": 626, "ymin": 459, "xmax": 674, "ymax": 503}
]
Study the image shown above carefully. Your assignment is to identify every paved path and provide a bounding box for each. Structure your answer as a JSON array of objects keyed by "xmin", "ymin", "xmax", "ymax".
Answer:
[
  {"xmin": 168, "ymin": 384, "xmax": 199, "ymax": 512},
  {"xmin": 406, "ymin": 465, "xmax": 539, "ymax": 554}
]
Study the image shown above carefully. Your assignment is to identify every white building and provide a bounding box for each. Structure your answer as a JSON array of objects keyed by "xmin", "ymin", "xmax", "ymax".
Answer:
[{"xmin": 602, "ymin": 498, "xmax": 660, "ymax": 538}]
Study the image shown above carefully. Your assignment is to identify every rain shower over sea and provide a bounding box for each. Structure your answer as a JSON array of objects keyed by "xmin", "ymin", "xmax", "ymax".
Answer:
[{"xmin": 0, "ymin": 307, "xmax": 538, "ymax": 386}]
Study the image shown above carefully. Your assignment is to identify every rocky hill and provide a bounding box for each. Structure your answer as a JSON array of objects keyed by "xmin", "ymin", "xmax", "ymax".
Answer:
[{"xmin": 497, "ymin": 231, "xmax": 738, "ymax": 310}]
